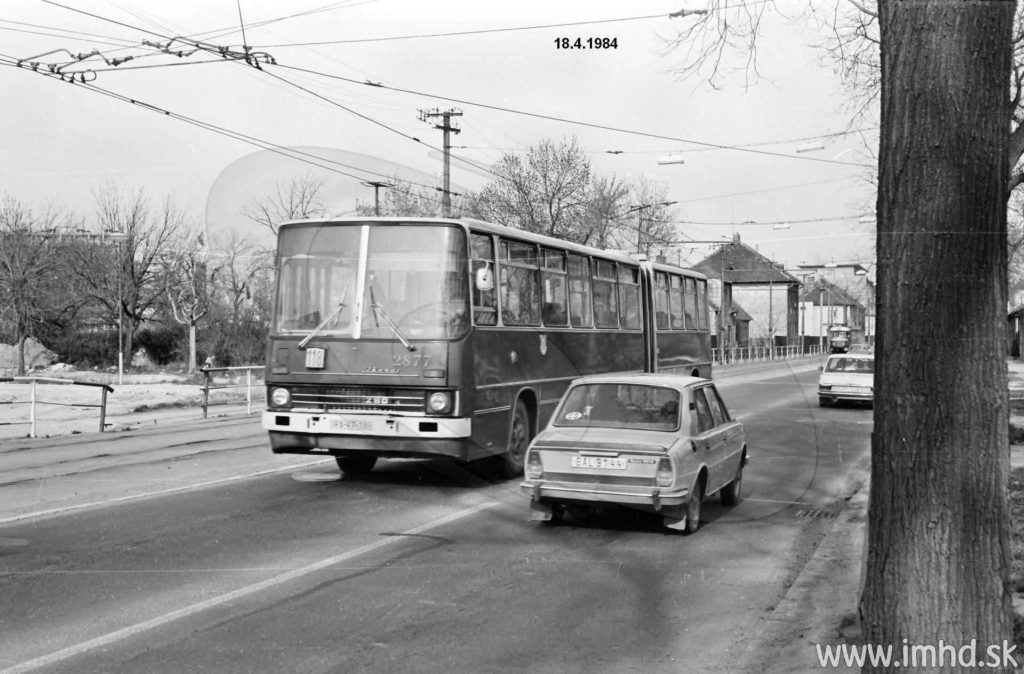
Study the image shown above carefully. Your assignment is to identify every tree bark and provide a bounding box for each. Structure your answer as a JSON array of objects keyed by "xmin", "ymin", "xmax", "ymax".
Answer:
[{"xmin": 863, "ymin": 2, "xmax": 1015, "ymax": 671}]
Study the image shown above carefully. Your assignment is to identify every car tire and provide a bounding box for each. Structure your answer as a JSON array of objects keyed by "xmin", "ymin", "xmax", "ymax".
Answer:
[
  {"xmin": 499, "ymin": 400, "xmax": 531, "ymax": 478},
  {"xmin": 720, "ymin": 458, "xmax": 744, "ymax": 506},
  {"xmin": 335, "ymin": 455, "xmax": 377, "ymax": 475},
  {"xmin": 683, "ymin": 480, "xmax": 704, "ymax": 535}
]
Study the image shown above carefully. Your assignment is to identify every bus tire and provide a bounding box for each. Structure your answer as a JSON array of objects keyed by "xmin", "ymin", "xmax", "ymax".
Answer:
[
  {"xmin": 335, "ymin": 454, "xmax": 377, "ymax": 475},
  {"xmin": 499, "ymin": 400, "xmax": 531, "ymax": 478}
]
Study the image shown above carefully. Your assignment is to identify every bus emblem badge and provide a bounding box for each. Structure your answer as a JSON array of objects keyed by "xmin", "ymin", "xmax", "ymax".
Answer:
[{"xmin": 539, "ymin": 334, "xmax": 548, "ymax": 356}]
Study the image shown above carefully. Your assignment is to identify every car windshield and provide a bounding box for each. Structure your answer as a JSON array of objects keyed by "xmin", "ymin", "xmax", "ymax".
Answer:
[
  {"xmin": 553, "ymin": 383, "xmax": 683, "ymax": 432},
  {"xmin": 825, "ymin": 357, "xmax": 874, "ymax": 374}
]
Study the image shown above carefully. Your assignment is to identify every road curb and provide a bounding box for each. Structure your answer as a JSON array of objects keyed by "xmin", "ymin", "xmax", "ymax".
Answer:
[{"xmin": 738, "ymin": 468, "xmax": 869, "ymax": 673}]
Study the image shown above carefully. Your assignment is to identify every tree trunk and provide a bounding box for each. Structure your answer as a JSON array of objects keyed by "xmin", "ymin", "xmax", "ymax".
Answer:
[
  {"xmin": 862, "ymin": 2, "xmax": 1015, "ymax": 671},
  {"xmin": 16, "ymin": 333, "xmax": 25, "ymax": 377},
  {"xmin": 188, "ymin": 322, "xmax": 197, "ymax": 375}
]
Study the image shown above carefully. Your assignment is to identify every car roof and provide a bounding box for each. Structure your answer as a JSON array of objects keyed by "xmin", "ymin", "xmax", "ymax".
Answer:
[{"xmin": 568, "ymin": 373, "xmax": 709, "ymax": 389}]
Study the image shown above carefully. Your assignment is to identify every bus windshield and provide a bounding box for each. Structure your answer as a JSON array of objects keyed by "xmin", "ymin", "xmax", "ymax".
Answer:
[{"xmin": 274, "ymin": 223, "xmax": 469, "ymax": 341}]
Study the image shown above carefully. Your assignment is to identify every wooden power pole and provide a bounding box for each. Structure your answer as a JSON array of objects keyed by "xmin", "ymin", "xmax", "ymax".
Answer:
[{"xmin": 419, "ymin": 108, "xmax": 462, "ymax": 217}]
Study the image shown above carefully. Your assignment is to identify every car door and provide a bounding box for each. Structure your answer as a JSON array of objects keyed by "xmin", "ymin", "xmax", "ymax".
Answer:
[
  {"xmin": 693, "ymin": 384, "xmax": 732, "ymax": 493},
  {"xmin": 688, "ymin": 386, "xmax": 719, "ymax": 494},
  {"xmin": 703, "ymin": 384, "xmax": 744, "ymax": 491}
]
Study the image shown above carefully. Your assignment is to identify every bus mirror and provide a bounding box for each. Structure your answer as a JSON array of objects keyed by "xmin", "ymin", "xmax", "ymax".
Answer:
[{"xmin": 475, "ymin": 264, "xmax": 493, "ymax": 291}]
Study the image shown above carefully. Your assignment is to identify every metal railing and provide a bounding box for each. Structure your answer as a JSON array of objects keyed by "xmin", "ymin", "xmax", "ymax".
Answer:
[
  {"xmin": 0, "ymin": 377, "xmax": 114, "ymax": 437},
  {"xmin": 712, "ymin": 344, "xmax": 823, "ymax": 366},
  {"xmin": 199, "ymin": 366, "xmax": 265, "ymax": 418}
]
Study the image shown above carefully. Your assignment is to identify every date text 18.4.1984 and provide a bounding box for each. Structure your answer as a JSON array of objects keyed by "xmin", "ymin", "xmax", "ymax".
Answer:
[{"xmin": 554, "ymin": 37, "xmax": 618, "ymax": 49}]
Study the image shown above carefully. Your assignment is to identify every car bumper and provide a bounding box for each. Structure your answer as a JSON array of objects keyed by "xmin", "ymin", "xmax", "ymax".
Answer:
[
  {"xmin": 819, "ymin": 390, "xmax": 873, "ymax": 403},
  {"xmin": 520, "ymin": 480, "xmax": 689, "ymax": 511}
]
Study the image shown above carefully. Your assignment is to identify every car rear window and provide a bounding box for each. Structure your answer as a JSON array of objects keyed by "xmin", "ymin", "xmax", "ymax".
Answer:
[
  {"xmin": 825, "ymin": 357, "xmax": 874, "ymax": 373},
  {"xmin": 553, "ymin": 383, "xmax": 682, "ymax": 432}
]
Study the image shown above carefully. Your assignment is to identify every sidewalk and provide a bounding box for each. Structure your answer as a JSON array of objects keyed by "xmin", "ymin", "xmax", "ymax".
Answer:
[{"xmin": 741, "ymin": 358, "xmax": 1024, "ymax": 672}]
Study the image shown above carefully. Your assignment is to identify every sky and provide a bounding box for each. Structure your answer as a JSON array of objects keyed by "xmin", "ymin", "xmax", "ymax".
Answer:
[{"xmin": 1, "ymin": 0, "xmax": 878, "ymax": 269}]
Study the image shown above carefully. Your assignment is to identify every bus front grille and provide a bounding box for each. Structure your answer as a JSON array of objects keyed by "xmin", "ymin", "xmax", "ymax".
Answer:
[{"xmin": 290, "ymin": 387, "xmax": 426, "ymax": 413}]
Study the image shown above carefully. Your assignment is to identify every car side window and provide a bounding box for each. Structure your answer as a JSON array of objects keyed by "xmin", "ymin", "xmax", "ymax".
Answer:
[
  {"xmin": 706, "ymin": 385, "xmax": 731, "ymax": 422},
  {"xmin": 691, "ymin": 388, "xmax": 715, "ymax": 433},
  {"xmin": 702, "ymin": 386, "xmax": 726, "ymax": 426}
]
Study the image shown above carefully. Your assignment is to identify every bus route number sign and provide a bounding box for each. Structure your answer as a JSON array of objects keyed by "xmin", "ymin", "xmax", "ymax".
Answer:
[{"xmin": 305, "ymin": 347, "xmax": 325, "ymax": 369}]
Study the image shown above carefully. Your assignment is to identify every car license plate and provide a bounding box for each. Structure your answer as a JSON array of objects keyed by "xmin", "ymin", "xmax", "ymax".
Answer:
[
  {"xmin": 571, "ymin": 455, "xmax": 627, "ymax": 470},
  {"xmin": 834, "ymin": 386, "xmax": 865, "ymax": 393}
]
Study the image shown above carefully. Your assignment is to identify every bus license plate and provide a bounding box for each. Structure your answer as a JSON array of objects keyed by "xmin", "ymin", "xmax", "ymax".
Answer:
[
  {"xmin": 571, "ymin": 456, "xmax": 627, "ymax": 470},
  {"xmin": 331, "ymin": 419, "xmax": 372, "ymax": 433}
]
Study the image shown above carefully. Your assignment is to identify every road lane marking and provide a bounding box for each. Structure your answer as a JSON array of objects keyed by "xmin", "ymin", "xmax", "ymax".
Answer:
[
  {"xmin": 0, "ymin": 460, "xmax": 334, "ymax": 525},
  {"xmin": 0, "ymin": 500, "xmax": 499, "ymax": 674}
]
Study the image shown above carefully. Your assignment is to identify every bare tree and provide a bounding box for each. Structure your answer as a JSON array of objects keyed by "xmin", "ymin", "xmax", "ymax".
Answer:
[
  {"xmin": 0, "ymin": 196, "xmax": 62, "ymax": 375},
  {"xmin": 72, "ymin": 183, "xmax": 186, "ymax": 366},
  {"xmin": 585, "ymin": 174, "xmax": 631, "ymax": 248},
  {"xmin": 165, "ymin": 231, "xmax": 218, "ymax": 375},
  {"xmin": 471, "ymin": 137, "xmax": 593, "ymax": 242},
  {"xmin": 241, "ymin": 173, "xmax": 328, "ymax": 235},
  {"xmin": 618, "ymin": 176, "xmax": 679, "ymax": 257},
  {"xmin": 204, "ymin": 231, "xmax": 274, "ymax": 365}
]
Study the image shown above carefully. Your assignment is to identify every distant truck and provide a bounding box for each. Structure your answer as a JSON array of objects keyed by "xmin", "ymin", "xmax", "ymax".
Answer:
[{"xmin": 828, "ymin": 325, "xmax": 852, "ymax": 353}]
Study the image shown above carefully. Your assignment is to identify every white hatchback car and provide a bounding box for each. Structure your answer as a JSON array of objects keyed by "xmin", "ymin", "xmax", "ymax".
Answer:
[
  {"xmin": 521, "ymin": 374, "xmax": 747, "ymax": 534},
  {"xmin": 817, "ymin": 352, "xmax": 874, "ymax": 407}
]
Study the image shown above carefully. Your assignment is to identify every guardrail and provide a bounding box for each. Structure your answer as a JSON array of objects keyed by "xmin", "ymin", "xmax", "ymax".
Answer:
[
  {"xmin": 0, "ymin": 377, "xmax": 114, "ymax": 437},
  {"xmin": 712, "ymin": 344, "xmax": 824, "ymax": 366},
  {"xmin": 199, "ymin": 366, "xmax": 265, "ymax": 419}
]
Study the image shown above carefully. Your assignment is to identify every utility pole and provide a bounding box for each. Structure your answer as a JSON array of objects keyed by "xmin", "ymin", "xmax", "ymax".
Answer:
[
  {"xmin": 627, "ymin": 201, "xmax": 677, "ymax": 255},
  {"xmin": 419, "ymin": 108, "xmax": 462, "ymax": 217}
]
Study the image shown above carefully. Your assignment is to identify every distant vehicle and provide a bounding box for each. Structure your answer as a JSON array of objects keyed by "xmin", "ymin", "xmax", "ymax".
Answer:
[
  {"xmin": 262, "ymin": 217, "xmax": 713, "ymax": 478},
  {"xmin": 521, "ymin": 373, "xmax": 747, "ymax": 534},
  {"xmin": 818, "ymin": 352, "xmax": 874, "ymax": 407},
  {"xmin": 828, "ymin": 325, "xmax": 852, "ymax": 353}
]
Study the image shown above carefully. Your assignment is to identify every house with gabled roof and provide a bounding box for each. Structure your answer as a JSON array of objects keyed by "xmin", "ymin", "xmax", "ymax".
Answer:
[
  {"xmin": 691, "ymin": 234, "xmax": 802, "ymax": 348},
  {"xmin": 797, "ymin": 278, "xmax": 868, "ymax": 346}
]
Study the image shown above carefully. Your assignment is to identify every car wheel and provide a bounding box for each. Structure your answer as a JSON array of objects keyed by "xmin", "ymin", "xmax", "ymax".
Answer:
[
  {"xmin": 335, "ymin": 455, "xmax": 377, "ymax": 475},
  {"xmin": 720, "ymin": 458, "xmax": 744, "ymax": 506},
  {"xmin": 499, "ymin": 400, "xmax": 530, "ymax": 478},
  {"xmin": 683, "ymin": 480, "xmax": 705, "ymax": 535}
]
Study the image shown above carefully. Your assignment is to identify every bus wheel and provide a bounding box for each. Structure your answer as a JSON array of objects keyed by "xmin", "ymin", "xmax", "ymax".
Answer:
[
  {"xmin": 500, "ymin": 400, "xmax": 531, "ymax": 478},
  {"xmin": 335, "ymin": 455, "xmax": 377, "ymax": 475}
]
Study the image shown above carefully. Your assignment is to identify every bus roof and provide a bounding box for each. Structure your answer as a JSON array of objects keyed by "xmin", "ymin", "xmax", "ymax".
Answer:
[{"xmin": 278, "ymin": 216, "xmax": 707, "ymax": 279}]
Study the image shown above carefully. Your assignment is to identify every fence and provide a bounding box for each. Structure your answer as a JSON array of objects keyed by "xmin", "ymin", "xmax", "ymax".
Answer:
[
  {"xmin": 0, "ymin": 377, "xmax": 114, "ymax": 437},
  {"xmin": 199, "ymin": 366, "xmax": 265, "ymax": 418},
  {"xmin": 712, "ymin": 344, "xmax": 823, "ymax": 366}
]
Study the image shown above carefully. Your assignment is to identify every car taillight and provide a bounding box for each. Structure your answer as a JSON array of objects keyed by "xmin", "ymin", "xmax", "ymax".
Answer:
[
  {"xmin": 525, "ymin": 450, "xmax": 543, "ymax": 479},
  {"xmin": 655, "ymin": 457, "xmax": 674, "ymax": 487}
]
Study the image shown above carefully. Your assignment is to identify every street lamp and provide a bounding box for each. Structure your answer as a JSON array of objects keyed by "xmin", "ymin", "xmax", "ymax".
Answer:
[
  {"xmin": 103, "ymin": 230, "xmax": 130, "ymax": 385},
  {"xmin": 628, "ymin": 201, "xmax": 677, "ymax": 254}
]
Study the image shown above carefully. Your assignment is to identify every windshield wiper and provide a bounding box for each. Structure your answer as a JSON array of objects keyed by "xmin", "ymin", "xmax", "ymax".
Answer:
[
  {"xmin": 370, "ymin": 286, "xmax": 416, "ymax": 352},
  {"xmin": 298, "ymin": 288, "xmax": 348, "ymax": 350}
]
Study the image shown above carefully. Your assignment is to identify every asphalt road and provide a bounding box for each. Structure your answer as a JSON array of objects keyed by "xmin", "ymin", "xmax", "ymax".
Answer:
[{"xmin": 0, "ymin": 359, "xmax": 871, "ymax": 674}]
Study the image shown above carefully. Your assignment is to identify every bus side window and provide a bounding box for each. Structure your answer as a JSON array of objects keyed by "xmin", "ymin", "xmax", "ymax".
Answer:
[
  {"xmin": 669, "ymin": 275, "xmax": 685, "ymax": 329},
  {"xmin": 593, "ymin": 259, "xmax": 618, "ymax": 329},
  {"xmin": 500, "ymin": 239, "xmax": 540, "ymax": 326},
  {"xmin": 654, "ymin": 272, "xmax": 669, "ymax": 330},
  {"xmin": 471, "ymin": 233, "xmax": 497, "ymax": 326},
  {"xmin": 695, "ymin": 279, "xmax": 709, "ymax": 329},
  {"xmin": 568, "ymin": 254, "xmax": 593, "ymax": 327},
  {"xmin": 541, "ymin": 249, "xmax": 569, "ymax": 327},
  {"xmin": 618, "ymin": 265, "xmax": 641, "ymax": 329},
  {"xmin": 683, "ymin": 277, "xmax": 697, "ymax": 328}
]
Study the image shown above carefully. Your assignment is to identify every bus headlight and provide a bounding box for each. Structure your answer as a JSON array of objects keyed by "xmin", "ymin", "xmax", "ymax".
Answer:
[
  {"xmin": 270, "ymin": 387, "xmax": 291, "ymax": 407},
  {"xmin": 427, "ymin": 391, "xmax": 452, "ymax": 414}
]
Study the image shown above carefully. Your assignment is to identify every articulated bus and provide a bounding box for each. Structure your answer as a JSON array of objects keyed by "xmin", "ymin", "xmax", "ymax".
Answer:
[{"xmin": 262, "ymin": 217, "xmax": 712, "ymax": 477}]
